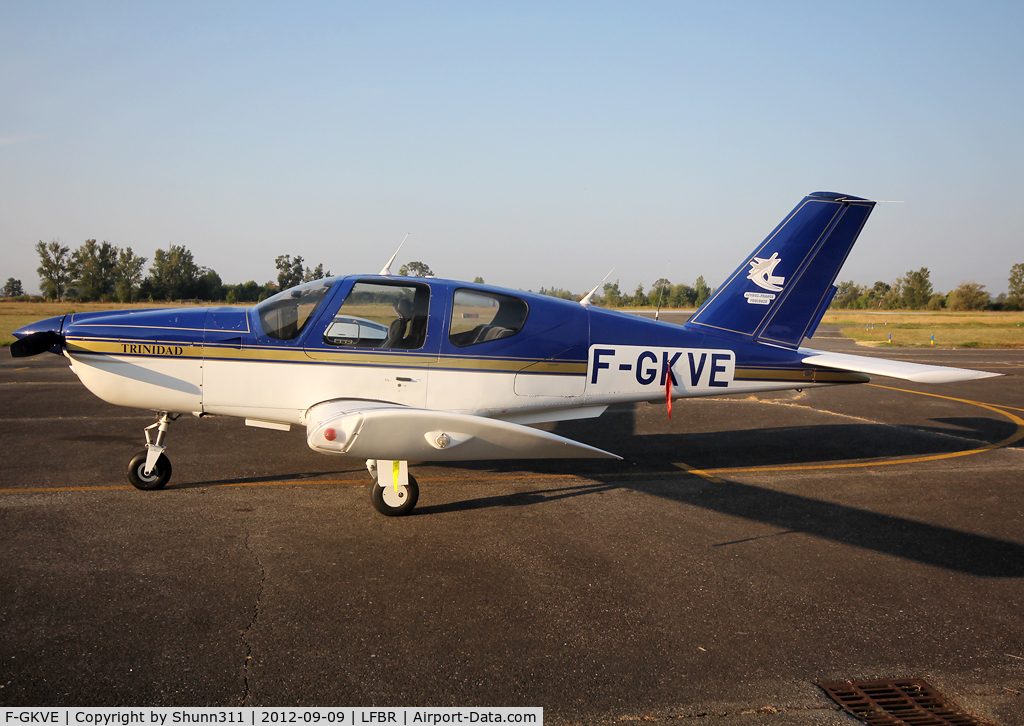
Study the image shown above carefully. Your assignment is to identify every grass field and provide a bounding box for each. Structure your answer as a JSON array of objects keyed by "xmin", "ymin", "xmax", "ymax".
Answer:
[
  {"xmin": 821, "ymin": 311, "xmax": 1024, "ymax": 348},
  {"xmin": 3, "ymin": 301, "xmax": 1023, "ymax": 348}
]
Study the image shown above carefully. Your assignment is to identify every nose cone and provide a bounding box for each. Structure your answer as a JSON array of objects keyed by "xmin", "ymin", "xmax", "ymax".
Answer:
[{"xmin": 11, "ymin": 315, "xmax": 67, "ymax": 357}]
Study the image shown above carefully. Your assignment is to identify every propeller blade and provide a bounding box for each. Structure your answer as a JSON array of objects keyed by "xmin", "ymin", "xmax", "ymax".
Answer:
[{"xmin": 10, "ymin": 330, "xmax": 61, "ymax": 358}]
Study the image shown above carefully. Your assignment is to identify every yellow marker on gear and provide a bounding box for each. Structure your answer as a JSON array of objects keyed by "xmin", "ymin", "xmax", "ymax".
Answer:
[{"xmin": 393, "ymin": 460, "xmax": 400, "ymax": 492}]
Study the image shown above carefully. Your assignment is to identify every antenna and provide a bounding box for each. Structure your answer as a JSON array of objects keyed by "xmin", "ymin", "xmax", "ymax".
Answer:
[
  {"xmin": 654, "ymin": 261, "xmax": 669, "ymax": 321},
  {"xmin": 379, "ymin": 233, "xmax": 410, "ymax": 276},
  {"xmin": 579, "ymin": 268, "xmax": 615, "ymax": 307}
]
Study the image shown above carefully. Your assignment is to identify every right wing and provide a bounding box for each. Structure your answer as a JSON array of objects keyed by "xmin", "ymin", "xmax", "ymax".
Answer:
[{"xmin": 305, "ymin": 400, "xmax": 620, "ymax": 461}]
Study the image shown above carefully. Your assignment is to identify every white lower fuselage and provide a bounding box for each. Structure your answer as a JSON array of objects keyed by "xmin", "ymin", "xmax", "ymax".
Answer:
[{"xmin": 65, "ymin": 342, "xmax": 837, "ymax": 436}]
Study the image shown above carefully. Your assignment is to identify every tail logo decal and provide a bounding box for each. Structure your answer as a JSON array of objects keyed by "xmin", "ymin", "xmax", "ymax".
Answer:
[{"xmin": 746, "ymin": 252, "xmax": 785, "ymax": 292}]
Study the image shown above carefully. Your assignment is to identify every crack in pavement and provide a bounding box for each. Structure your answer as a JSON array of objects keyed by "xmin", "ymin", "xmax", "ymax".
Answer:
[{"xmin": 241, "ymin": 522, "xmax": 266, "ymax": 706}]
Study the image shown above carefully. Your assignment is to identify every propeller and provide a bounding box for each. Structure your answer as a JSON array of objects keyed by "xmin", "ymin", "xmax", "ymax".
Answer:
[{"xmin": 10, "ymin": 330, "xmax": 62, "ymax": 358}]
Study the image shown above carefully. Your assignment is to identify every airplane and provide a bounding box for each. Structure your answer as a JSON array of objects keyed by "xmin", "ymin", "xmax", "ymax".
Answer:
[{"xmin": 11, "ymin": 192, "xmax": 999, "ymax": 516}]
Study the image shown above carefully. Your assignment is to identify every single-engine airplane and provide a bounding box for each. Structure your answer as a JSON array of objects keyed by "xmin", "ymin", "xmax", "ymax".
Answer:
[{"xmin": 13, "ymin": 192, "xmax": 998, "ymax": 515}]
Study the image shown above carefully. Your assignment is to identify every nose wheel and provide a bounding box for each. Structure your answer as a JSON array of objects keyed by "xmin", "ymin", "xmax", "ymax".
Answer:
[
  {"xmin": 128, "ymin": 449, "xmax": 172, "ymax": 490},
  {"xmin": 128, "ymin": 412, "xmax": 178, "ymax": 491},
  {"xmin": 368, "ymin": 458, "xmax": 419, "ymax": 516}
]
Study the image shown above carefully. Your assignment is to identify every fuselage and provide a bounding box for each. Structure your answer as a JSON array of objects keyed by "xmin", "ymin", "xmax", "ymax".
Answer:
[{"xmin": 31, "ymin": 275, "xmax": 867, "ymax": 428}]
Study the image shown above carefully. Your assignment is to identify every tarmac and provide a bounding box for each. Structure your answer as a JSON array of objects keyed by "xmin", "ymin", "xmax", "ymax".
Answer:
[{"xmin": 1, "ymin": 320, "xmax": 1022, "ymax": 724}]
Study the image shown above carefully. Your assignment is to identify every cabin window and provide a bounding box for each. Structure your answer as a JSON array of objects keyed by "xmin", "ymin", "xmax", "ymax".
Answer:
[
  {"xmin": 257, "ymin": 279, "xmax": 334, "ymax": 341},
  {"xmin": 324, "ymin": 281, "xmax": 430, "ymax": 349},
  {"xmin": 448, "ymin": 288, "xmax": 528, "ymax": 347}
]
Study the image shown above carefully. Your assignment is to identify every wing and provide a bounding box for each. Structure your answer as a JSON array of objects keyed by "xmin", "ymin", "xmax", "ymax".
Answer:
[
  {"xmin": 305, "ymin": 400, "xmax": 620, "ymax": 461},
  {"xmin": 799, "ymin": 348, "xmax": 1001, "ymax": 384}
]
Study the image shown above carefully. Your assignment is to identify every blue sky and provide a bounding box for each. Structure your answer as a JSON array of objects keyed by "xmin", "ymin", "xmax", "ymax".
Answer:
[{"xmin": 2, "ymin": 2, "xmax": 1022, "ymax": 297}]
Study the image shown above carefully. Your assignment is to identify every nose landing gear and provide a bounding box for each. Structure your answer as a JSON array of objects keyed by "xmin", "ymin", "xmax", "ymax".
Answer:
[
  {"xmin": 367, "ymin": 459, "xmax": 419, "ymax": 516},
  {"xmin": 128, "ymin": 412, "xmax": 179, "ymax": 490}
]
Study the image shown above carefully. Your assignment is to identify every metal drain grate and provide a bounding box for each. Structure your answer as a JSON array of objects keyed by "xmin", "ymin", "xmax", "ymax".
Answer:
[{"xmin": 818, "ymin": 679, "xmax": 994, "ymax": 726}]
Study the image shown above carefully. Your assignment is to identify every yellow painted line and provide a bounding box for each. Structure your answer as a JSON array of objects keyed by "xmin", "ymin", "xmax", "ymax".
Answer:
[
  {"xmin": 983, "ymin": 402, "xmax": 1024, "ymax": 413},
  {"xmin": 673, "ymin": 462, "xmax": 727, "ymax": 484},
  {"xmin": 674, "ymin": 384, "xmax": 1024, "ymax": 476}
]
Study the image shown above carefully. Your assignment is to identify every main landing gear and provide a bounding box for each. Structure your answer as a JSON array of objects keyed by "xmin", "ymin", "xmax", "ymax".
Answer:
[
  {"xmin": 128, "ymin": 412, "xmax": 179, "ymax": 490},
  {"xmin": 366, "ymin": 459, "xmax": 419, "ymax": 517}
]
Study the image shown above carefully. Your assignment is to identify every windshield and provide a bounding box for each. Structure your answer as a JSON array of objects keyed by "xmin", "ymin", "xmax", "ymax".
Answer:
[{"xmin": 256, "ymin": 279, "xmax": 334, "ymax": 340}]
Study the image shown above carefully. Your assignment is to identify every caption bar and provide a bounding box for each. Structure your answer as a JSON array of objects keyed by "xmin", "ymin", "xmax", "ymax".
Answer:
[{"xmin": 2, "ymin": 709, "xmax": 542, "ymax": 726}]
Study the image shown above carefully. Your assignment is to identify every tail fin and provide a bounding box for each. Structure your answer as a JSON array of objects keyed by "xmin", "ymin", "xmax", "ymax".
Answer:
[{"xmin": 686, "ymin": 192, "xmax": 876, "ymax": 348}]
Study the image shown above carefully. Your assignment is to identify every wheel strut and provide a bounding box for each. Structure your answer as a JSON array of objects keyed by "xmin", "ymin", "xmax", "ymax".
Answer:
[{"xmin": 143, "ymin": 412, "xmax": 179, "ymax": 476}]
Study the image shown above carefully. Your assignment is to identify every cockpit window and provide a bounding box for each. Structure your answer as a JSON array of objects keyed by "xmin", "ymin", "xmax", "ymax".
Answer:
[
  {"xmin": 449, "ymin": 288, "xmax": 528, "ymax": 347},
  {"xmin": 324, "ymin": 281, "xmax": 430, "ymax": 349},
  {"xmin": 257, "ymin": 279, "xmax": 334, "ymax": 341}
]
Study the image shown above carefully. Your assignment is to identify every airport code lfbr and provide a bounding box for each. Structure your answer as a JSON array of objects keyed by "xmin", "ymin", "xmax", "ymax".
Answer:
[{"xmin": 1, "ymin": 711, "xmax": 542, "ymax": 726}]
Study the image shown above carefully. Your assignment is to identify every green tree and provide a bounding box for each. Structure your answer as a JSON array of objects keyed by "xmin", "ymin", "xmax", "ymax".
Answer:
[
  {"xmin": 275, "ymin": 255, "xmax": 305, "ymax": 290},
  {"xmin": 4, "ymin": 278, "xmax": 24, "ymax": 297},
  {"xmin": 473, "ymin": 276, "xmax": 485, "ymax": 284},
  {"xmin": 667, "ymin": 283, "xmax": 696, "ymax": 308},
  {"xmin": 855, "ymin": 280, "xmax": 891, "ymax": 309},
  {"xmin": 114, "ymin": 247, "xmax": 148, "ymax": 302},
  {"xmin": 224, "ymin": 280, "xmax": 274, "ymax": 304},
  {"xmin": 195, "ymin": 269, "xmax": 223, "ymax": 300},
  {"xmin": 302, "ymin": 262, "xmax": 331, "ymax": 282},
  {"xmin": 899, "ymin": 268, "xmax": 933, "ymax": 309},
  {"xmin": 71, "ymin": 239, "xmax": 118, "ymax": 301},
  {"xmin": 693, "ymin": 276, "xmax": 712, "ymax": 308},
  {"xmin": 537, "ymin": 287, "xmax": 577, "ymax": 300},
  {"xmin": 35, "ymin": 239, "xmax": 73, "ymax": 301},
  {"xmin": 147, "ymin": 244, "xmax": 201, "ymax": 300},
  {"xmin": 649, "ymin": 278, "xmax": 671, "ymax": 308},
  {"xmin": 1008, "ymin": 262, "xmax": 1024, "ymax": 309},
  {"xmin": 832, "ymin": 280, "xmax": 863, "ymax": 309},
  {"xmin": 602, "ymin": 281, "xmax": 622, "ymax": 307},
  {"xmin": 629, "ymin": 283, "xmax": 648, "ymax": 307},
  {"xmin": 946, "ymin": 282, "xmax": 989, "ymax": 311},
  {"xmin": 926, "ymin": 293, "xmax": 946, "ymax": 310},
  {"xmin": 398, "ymin": 261, "xmax": 433, "ymax": 277}
]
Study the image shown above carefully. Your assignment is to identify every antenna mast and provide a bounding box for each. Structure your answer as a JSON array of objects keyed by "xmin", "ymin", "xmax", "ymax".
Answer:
[{"xmin": 379, "ymin": 233, "xmax": 410, "ymax": 276}]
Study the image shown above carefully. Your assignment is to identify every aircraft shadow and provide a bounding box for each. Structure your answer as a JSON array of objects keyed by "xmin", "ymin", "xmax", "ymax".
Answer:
[
  {"xmin": 430, "ymin": 406, "xmax": 1024, "ymax": 578},
  {"xmin": 449, "ymin": 417, "xmax": 1014, "ymax": 475},
  {"xmin": 173, "ymin": 469, "xmax": 366, "ymax": 490},
  {"xmin": 417, "ymin": 471, "xmax": 1024, "ymax": 578}
]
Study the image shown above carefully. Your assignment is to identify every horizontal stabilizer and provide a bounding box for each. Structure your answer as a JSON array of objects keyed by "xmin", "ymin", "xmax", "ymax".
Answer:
[
  {"xmin": 800, "ymin": 349, "xmax": 1001, "ymax": 384},
  {"xmin": 306, "ymin": 400, "xmax": 621, "ymax": 461}
]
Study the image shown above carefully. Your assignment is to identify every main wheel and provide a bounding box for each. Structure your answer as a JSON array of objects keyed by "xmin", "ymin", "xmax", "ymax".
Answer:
[
  {"xmin": 370, "ymin": 473, "xmax": 419, "ymax": 516},
  {"xmin": 127, "ymin": 449, "xmax": 172, "ymax": 490}
]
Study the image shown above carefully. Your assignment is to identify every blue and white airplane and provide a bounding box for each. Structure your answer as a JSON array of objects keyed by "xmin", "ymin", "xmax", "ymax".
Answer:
[{"xmin": 12, "ymin": 192, "xmax": 997, "ymax": 515}]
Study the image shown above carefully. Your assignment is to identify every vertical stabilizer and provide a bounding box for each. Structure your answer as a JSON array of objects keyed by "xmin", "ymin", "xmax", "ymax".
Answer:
[{"xmin": 686, "ymin": 192, "xmax": 875, "ymax": 348}]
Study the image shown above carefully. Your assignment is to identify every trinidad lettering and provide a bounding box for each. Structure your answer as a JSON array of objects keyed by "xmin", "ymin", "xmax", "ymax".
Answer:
[{"xmin": 120, "ymin": 343, "xmax": 185, "ymax": 356}]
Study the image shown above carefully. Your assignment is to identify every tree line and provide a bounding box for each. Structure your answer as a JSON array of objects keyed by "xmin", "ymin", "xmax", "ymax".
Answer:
[
  {"xmin": 831, "ymin": 264, "xmax": 1024, "ymax": 311},
  {"xmin": 535, "ymin": 276, "xmax": 714, "ymax": 309},
  {"xmin": 31, "ymin": 240, "xmax": 223, "ymax": 303},
  {"xmin": 5, "ymin": 239, "xmax": 1023, "ymax": 312},
  {"xmin": 9, "ymin": 240, "xmax": 335, "ymax": 304}
]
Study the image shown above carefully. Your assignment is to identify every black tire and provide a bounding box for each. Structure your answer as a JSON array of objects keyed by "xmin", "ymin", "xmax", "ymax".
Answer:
[
  {"xmin": 370, "ymin": 473, "xmax": 419, "ymax": 516},
  {"xmin": 127, "ymin": 449, "xmax": 172, "ymax": 490}
]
